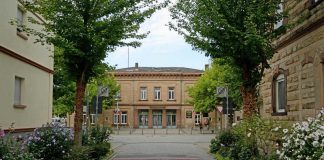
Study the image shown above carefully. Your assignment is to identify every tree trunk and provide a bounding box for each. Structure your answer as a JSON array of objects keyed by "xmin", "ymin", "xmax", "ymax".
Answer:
[
  {"xmin": 74, "ymin": 77, "xmax": 86, "ymax": 146},
  {"xmin": 241, "ymin": 86, "xmax": 257, "ymax": 118},
  {"xmin": 241, "ymin": 64, "xmax": 258, "ymax": 118}
]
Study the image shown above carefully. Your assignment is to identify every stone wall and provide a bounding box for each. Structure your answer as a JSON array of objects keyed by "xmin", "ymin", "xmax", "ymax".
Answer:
[{"xmin": 260, "ymin": 0, "xmax": 324, "ymax": 121}]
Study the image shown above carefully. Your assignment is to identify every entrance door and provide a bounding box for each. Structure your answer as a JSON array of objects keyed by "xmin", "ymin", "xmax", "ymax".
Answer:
[
  {"xmin": 153, "ymin": 110, "xmax": 162, "ymax": 128},
  {"xmin": 167, "ymin": 110, "xmax": 176, "ymax": 128},
  {"xmin": 139, "ymin": 110, "xmax": 148, "ymax": 128}
]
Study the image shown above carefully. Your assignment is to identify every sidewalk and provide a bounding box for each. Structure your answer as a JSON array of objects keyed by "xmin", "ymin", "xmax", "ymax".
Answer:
[{"xmin": 111, "ymin": 128, "xmax": 217, "ymax": 135}]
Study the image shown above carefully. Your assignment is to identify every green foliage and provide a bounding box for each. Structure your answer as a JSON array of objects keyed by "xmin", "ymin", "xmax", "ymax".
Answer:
[
  {"xmin": 187, "ymin": 60, "xmax": 241, "ymax": 112},
  {"xmin": 21, "ymin": 0, "xmax": 169, "ymax": 145},
  {"xmin": 82, "ymin": 125, "xmax": 112, "ymax": 159},
  {"xmin": 27, "ymin": 124, "xmax": 74, "ymax": 160},
  {"xmin": 0, "ymin": 135, "xmax": 35, "ymax": 160},
  {"xmin": 170, "ymin": 0, "xmax": 288, "ymax": 116},
  {"xmin": 82, "ymin": 125, "xmax": 112, "ymax": 145},
  {"xmin": 210, "ymin": 116, "xmax": 287, "ymax": 160},
  {"xmin": 170, "ymin": 0, "xmax": 287, "ymax": 88}
]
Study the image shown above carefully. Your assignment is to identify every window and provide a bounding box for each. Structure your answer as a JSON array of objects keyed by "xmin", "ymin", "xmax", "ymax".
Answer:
[
  {"xmin": 272, "ymin": 71, "xmax": 287, "ymax": 115},
  {"xmin": 276, "ymin": 74, "xmax": 285, "ymax": 113},
  {"xmin": 140, "ymin": 87, "xmax": 147, "ymax": 100},
  {"xmin": 154, "ymin": 87, "xmax": 161, "ymax": 100},
  {"xmin": 82, "ymin": 114, "xmax": 87, "ymax": 125},
  {"xmin": 90, "ymin": 114, "xmax": 96, "ymax": 124},
  {"xmin": 121, "ymin": 112, "xmax": 127, "ymax": 124},
  {"xmin": 168, "ymin": 87, "xmax": 175, "ymax": 100},
  {"xmin": 114, "ymin": 114, "xmax": 119, "ymax": 124},
  {"xmin": 14, "ymin": 77, "xmax": 23, "ymax": 105},
  {"xmin": 195, "ymin": 113, "xmax": 201, "ymax": 125},
  {"xmin": 17, "ymin": 7, "xmax": 24, "ymax": 32},
  {"xmin": 274, "ymin": 2, "xmax": 283, "ymax": 29}
]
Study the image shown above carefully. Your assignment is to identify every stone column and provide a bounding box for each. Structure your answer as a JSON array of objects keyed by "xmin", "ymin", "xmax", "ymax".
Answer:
[
  {"xmin": 148, "ymin": 109, "xmax": 153, "ymax": 128},
  {"xmin": 134, "ymin": 109, "xmax": 138, "ymax": 128},
  {"xmin": 162, "ymin": 109, "xmax": 167, "ymax": 128},
  {"xmin": 176, "ymin": 109, "xmax": 181, "ymax": 128}
]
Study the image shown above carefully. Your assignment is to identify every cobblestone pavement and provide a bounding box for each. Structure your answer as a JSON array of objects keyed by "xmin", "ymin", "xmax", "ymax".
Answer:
[{"xmin": 109, "ymin": 131, "xmax": 215, "ymax": 160}]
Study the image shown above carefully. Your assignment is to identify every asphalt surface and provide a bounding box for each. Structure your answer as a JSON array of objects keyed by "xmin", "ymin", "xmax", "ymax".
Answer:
[{"xmin": 109, "ymin": 133, "xmax": 215, "ymax": 160}]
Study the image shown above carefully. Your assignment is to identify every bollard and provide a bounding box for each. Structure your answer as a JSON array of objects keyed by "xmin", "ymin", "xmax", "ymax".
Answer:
[
  {"xmin": 129, "ymin": 128, "xmax": 132, "ymax": 135},
  {"xmin": 154, "ymin": 128, "xmax": 156, "ymax": 135}
]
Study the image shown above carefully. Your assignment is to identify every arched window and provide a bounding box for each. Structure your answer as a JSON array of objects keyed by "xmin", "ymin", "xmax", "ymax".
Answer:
[
  {"xmin": 275, "ymin": 74, "xmax": 285, "ymax": 112},
  {"xmin": 272, "ymin": 71, "xmax": 287, "ymax": 115}
]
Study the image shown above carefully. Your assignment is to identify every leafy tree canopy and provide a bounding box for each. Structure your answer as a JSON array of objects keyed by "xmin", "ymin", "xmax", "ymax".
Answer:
[
  {"xmin": 21, "ymin": 0, "xmax": 169, "ymax": 145},
  {"xmin": 188, "ymin": 59, "xmax": 242, "ymax": 113},
  {"xmin": 170, "ymin": 0, "xmax": 287, "ymax": 117}
]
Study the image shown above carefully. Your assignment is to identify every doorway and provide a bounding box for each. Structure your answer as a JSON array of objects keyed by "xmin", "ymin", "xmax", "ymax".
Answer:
[
  {"xmin": 167, "ymin": 110, "xmax": 176, "ymax": 128},
  {"xmin": 139, "ymin": 110, "xmax": 148, "ymax": 128},
  {"xmin": 153, "ymin": 110, "xmax": 162, "ymax": 128}
]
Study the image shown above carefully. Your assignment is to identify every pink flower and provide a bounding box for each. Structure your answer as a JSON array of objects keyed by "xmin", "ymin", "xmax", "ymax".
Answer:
[{"xmin": 0, "ymin": 129, "xmax": 5, "ymax": 138}]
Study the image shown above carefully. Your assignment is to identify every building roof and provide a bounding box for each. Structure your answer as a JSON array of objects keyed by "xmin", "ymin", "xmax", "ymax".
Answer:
[{"xmin": 115, "ymin": 67, "xmax": 203, "ymax": 73}]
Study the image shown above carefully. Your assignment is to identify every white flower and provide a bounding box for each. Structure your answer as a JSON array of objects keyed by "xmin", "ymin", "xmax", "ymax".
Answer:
[
  {"xmin": 312, "ymin": 141, "xmax": 319, "ymax": 147},
  {"xmin": 232, "ymin": 123, "xmax": 236, "ymax": 127},
  {"xmin": 283, "ymin": 143, "xmax": 288, "ymax": 147},
  {"xmin": 247, "ymin": 133, "xmax": 251, "ymax": 137},
  {"xmin": 283, "ymin": 129, "xmax": 288, "ymax": 133},
  {"xmin": 273, "ymin": 127, "xmax": 279, "ymax": 131}
]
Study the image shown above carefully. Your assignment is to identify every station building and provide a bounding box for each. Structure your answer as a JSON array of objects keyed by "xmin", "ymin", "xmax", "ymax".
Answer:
[{"xmin": 99, "ymin": 63, "xmax": 217, "ymax": 129}]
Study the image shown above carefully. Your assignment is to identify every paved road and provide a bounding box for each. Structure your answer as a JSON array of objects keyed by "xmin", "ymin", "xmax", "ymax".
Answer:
[{"xmin": 109, "ymin": 134, "xmax": 215, "ymax": 160}]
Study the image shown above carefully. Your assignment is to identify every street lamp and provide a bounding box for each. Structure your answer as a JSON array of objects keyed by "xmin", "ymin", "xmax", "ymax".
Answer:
[{"xmin": 216, "ymin": 85, "xmax": 229, "ymax": 130}]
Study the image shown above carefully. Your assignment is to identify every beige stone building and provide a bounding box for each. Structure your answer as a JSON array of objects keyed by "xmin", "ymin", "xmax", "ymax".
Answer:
[
  {"xmin": 0, "ymin": 0, "xmax": 53, "ymax": 131},
  {"xmin": 98, "ymin": 63, "xmax": 216, "ymax": 129},
  {"xmin": 260, "ymin": 0, "xmax": 324, "ymax": 120}
]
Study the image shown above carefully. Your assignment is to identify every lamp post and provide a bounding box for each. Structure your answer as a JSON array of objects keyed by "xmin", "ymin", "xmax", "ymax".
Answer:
[{"xmin": 216, "ymin": 86, "xmax": 228, "ymax": 130}]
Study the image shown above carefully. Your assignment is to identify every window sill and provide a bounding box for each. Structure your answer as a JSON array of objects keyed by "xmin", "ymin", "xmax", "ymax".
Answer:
[
  {"xmin": 167, "ymin": 99, "xmax": 176, "ymax": 101},
  {"xmin": 139, "ymin": 99, "xmax": 148, "ymax": 101},
  {"xmin": 271, "ymin": 112, "xmax": 287, "ymax": 116},
  {"xmin": 17, "ymin": 31, "xmax": 28, "ymax": 40},
  {"xmin": 13, "ymin": 104, "xmax": 27, "ymax": 109},
  {"xmin": 153, "ymin": 99, "xmax": 162, "ymax": 101}
]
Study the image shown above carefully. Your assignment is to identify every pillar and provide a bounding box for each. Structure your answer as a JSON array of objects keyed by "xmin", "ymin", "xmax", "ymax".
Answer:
[
  {"xmin": 176, "ymin": 109, "xmax": 181, "ymax": 128},
  {"xmin": 162, "ymin": 109, "xmax": 167, "ymax": 128},
  {"xmin": 134, "ymin": 109, "xmax": 138, "ymax": 128},
  {"xmin": 148, "ymin": 109, "xmax": 153, "ymax": 128}
]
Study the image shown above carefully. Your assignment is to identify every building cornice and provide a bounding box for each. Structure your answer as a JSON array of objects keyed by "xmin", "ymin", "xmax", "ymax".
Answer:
[
  {"xmin": 275, "ymin": 14, "xmax": 324, "ymax": 51},
  {"xmin": 0, "ymin": 45, "xmax": 54, "ymax": 74},
  {"xmin": 110, "ymin": 72, "xmax": 202, "ymax": 77}
]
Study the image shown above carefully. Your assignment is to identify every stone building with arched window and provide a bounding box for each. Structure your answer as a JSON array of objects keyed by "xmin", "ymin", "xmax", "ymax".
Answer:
[{"xmin": 260, "ymin": 0, "xmax": 324, "ymax": 121}]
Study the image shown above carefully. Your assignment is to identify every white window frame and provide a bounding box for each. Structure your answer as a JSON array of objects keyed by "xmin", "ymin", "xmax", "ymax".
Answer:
[
  {"xmin": 275, "ymin": 74, "xmax": 285, "ymax": 113},
  {"xmin": 121, "ymin": 112, "xmax": 127, "ymax": 124},
  {"xmin": 168, "ymin": 87, "xmax": 175, "ymax": 100},
  {"xmin": 82, "ymin": 114, "xmax": 87, "ymax": 125},
  {"xmin": 90, "ymin": 114, "xmax": 96, "ymax": 124},
  {"xmin": 14, "ymin": 77, "xmax": 23, "ymax": 105},
  {"xmin": 140, "ymin": 87, "xmax": 147, "ymax": 100},
  {"xmin": 274, "ymin": 2, "xmax": 283, "ymax": 29},
  {"xmin": 114, "ymin": 114, "xmax": 119, "ymax": 124},
  {"xmin": 154, "ymin": 87, "xmax": 161, "ymax": 100},
  {"xmin": 195, "ymin": 113, "xmax": 201, "ymax": 125}
]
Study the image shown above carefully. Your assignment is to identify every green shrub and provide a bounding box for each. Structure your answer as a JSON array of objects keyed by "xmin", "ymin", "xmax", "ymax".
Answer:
[
  {"xmin": 0, "ymin": 135, "xmax": 35, "ymax": 160},
  {"xmin": 27, "ymin": 124, "xmax": 73, "ymax": 160},
  {"xmin": 210, "ymin": 116, "xmax": 288, "ymax": 160},
  {"xmin": 82, "ymin": 125, "xmax": 112, "ymax": 159}
]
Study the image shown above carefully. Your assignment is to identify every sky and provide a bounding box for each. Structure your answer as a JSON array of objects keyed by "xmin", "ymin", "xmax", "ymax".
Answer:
[{"xmin": 105, "ymin": 6, "xmax": 210, "ymax": 70}]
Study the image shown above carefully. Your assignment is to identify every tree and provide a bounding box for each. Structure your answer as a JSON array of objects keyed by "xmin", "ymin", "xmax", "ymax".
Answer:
[
  {"xmin": 170, "ymin": 0, "xmax": 287, "ymax": 118},
  {"xmin": 187, "ymin": 60, "xmax": 242, "ymax": 113},
  {"xmin": 22, "ymin": 0, "xmax": 169, "ymax": 145}
]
